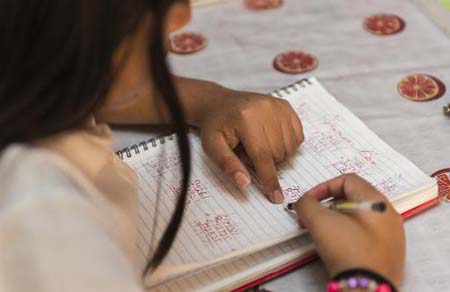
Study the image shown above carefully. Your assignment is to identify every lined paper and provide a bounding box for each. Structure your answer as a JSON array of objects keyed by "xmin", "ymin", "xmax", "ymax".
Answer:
[
  {"xmin": 132, "ymin": 133, "xmax": 304, "ymax": 284},
  {"xmin": 151, "ymin": 234, "xmax": 316, "ymax": 292},
  {"xmin": 123, "ymin": 77, "xmax": 436, "ymax": 288}
]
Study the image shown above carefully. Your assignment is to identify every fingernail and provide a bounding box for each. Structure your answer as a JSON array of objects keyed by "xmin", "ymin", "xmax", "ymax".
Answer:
[
  {"xmin": 271, "ymin": 190, "xmax": 284, "ymax": 204},
  {"xmin": 233, "ymin": 171, "xmax": 250, "ymax": 189}
]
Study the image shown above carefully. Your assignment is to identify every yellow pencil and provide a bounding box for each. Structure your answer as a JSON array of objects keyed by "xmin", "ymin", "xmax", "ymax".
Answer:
[{"xmin": 285, "ymin": 200, "xmax": 387, "ymax": 213}]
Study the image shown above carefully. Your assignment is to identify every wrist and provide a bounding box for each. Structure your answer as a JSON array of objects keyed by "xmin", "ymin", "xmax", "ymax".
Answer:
[
  {"xmin": 327, "ymin": 268, "xmax": 398, "ymax": 292},
  {"xmin": 173, "ymin": 76, "xmax": 234, "ymax": 127}
]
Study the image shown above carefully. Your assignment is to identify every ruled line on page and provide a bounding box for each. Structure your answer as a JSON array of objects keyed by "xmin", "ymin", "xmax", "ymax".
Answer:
[{"xmin": 122, "ymin": 77, "xmax": 435, "ymax": 287}]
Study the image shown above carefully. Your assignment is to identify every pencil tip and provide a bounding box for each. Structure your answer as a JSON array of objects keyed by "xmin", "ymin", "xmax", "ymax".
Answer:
[
  {"xmin": 372, "ymin": 202, "xmax": 386, "ymax": 212},
  {"xmin": 286, "ymin": 203, "xmax": 294, "ymax": 211}
]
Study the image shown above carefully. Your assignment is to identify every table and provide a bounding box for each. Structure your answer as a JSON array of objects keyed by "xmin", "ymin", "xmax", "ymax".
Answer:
[{"xmin": 113, "ymin": 0, "xmax": 450, "ymax": 290}]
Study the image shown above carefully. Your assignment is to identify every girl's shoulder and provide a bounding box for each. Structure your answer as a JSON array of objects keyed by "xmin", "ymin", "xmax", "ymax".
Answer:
[
  {"xmin": 0, "ymin": 144, "xmax": 87, "ymax": 205},
  {"xmin": 0, "ymin": 144, "xmax": 143, "ymax": 292}
]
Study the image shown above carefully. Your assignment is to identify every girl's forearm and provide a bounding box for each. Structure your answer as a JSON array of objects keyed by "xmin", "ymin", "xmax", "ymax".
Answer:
[{"xmin": 94, "ymin": 75, "xmax": 231, "ymax": 127}]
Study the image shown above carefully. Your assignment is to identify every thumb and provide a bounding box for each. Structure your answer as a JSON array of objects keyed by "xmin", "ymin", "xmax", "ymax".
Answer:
[
  {"xmin": 294, "ymin": 194, "xmax": 333, "ymax": 231},
  {"xmin": 202, "ymin": 132, "xmax": 251, "ymax": 189}
]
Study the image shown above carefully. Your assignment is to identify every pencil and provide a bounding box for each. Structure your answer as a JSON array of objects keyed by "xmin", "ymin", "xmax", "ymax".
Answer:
[{"xmin": 285, "ymin": 200, "xmax": 387, "ymax": 213}]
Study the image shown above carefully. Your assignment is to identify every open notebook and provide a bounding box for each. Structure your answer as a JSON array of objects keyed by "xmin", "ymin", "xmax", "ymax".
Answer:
[{"xmin": 117, "ymin": 77, "xmax": 438, "ymax": 292}]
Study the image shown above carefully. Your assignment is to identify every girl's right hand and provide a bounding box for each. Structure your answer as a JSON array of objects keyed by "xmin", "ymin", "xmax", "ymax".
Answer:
[{"xmin": 294, "ymin": 174, "xmax": 405, "ymax": 288}]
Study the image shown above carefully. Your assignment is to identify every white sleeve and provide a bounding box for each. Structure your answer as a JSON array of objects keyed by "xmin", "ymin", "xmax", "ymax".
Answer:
[{"xmin": 0, "ymin": 188, "xmax": 144, "ymax": 292}]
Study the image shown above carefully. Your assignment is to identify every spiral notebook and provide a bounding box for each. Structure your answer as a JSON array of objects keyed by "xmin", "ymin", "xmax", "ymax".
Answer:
[{"xmin": 117, "ymin": 77, "xmax": 438, "ymax": 292}]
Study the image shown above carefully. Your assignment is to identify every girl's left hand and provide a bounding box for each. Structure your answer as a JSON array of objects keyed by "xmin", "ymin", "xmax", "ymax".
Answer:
[
  {"xmin": 96, "ymin": 77, "xmax": 303, "ymax": 204},
  {"xmin": 197, "ymin": 88, "xmax": 304, "ymax": 204}
]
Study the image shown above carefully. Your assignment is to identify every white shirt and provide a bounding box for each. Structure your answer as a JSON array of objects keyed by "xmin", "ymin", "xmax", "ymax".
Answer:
[{"xmin": 0, "ymin": 125, "xmax": 145, "ymax": 292}]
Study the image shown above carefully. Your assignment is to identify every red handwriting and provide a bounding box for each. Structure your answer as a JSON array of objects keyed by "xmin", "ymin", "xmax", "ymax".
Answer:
[
  {"xmin": 191, "ymin": 214, "xmax": 240, "ymax": 249},
  {"xmin": 143, "ymin": 154, "xmax": 180, "ymax": 178},
  {"xmin": 306, "ymin": 120, "xmax": 354, "ymax": 154},
  {"xmin": 331, "ymin": 157, "xmax": 369, "ymax": 176},
  {"xmin": 168, "ymin": 179, "xmax": 211, "ymax": 206},
  {"xmin": 321, "ymin": 114, "xmax": 342, "ymax": 126},
  {"xmin": 295, "ymin": 102, "xmax": 308, "ymax": 117},
  {"xmin": 283, "ymin": 185, "xmax": 304, "ymax": 203},
  {"xmin": 372, "ymin": 177, "xmax": 400, "ymax": 196},
  {"xmin": 306, "ymin": 130, "xmax": 352, "ymax": 153},
  {"xmin": 359, "ymin": 150, "xmax": 378, "ymax": 165}
]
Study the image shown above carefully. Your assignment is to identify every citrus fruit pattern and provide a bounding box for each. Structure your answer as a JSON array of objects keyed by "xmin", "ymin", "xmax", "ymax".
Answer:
[
  {"xmin": 364, "ymin": 13, "xmax": 405, "ymax": 35},
  {"xmin": 397, "ymin": 74, "xmax": 445, "ymax": 101},
  {"xmin": 245, "ymin": 0, "xmax": 283, "ymax": 10},
  {"xmin": 273, "ymin": 51, "xmax": 318, "ymax": 74},
  {"xmin": 432, "ymin": 169, "xmax": 450, "ymax": 202},
  {"xmin": 169, "ymin": 32, "xmax": 207, "ymax": 54}
]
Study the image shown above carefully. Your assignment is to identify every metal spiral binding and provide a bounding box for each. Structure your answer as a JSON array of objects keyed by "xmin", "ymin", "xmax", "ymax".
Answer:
[
  {"xmin": 271, "ymin": 78, "xmax": 313, "ymax": 98},
  {"xmin": 116, "ymin": 135, "xmax": 175, "ymax": 160}
]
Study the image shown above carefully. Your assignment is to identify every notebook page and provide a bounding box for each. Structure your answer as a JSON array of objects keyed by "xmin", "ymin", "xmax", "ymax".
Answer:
[
  {"xmin": 271, "ymin": 78, "xmax": 436, "ymax": 206},
  {"xmin": 151, "ymin": 234, "xmax": 316, "ymax": 292},
  {"xmin": 130, "ymin": 133, "xmax": 305, "ymax": 286},
  {"xmin": 122, "ymin": 77, "xmax": 436, "ymax": 286}
]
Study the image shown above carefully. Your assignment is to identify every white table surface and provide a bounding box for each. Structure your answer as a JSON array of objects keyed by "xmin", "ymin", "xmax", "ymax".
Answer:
[{"xmin": 113, "ymin": 0, "xmax": 450, "ymax": 290}]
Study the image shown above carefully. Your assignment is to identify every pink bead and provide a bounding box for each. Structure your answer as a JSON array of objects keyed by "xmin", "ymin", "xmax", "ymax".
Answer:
[
  {"xmin": 376, "ymin": 283, "xmax": 392, "ymax": 292},
  {"xmin": 327, "ymin": 281, "xmax": 341, "ymax": 292}
]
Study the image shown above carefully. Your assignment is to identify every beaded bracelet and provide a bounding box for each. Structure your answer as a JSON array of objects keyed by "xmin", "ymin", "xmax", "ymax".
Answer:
[
  {"xmin": 327, "ymin": 268, "xmax": 397, "ymax": 292},
  {"xmin": 327, "ymin": 276, "xmax": 391, "ymax": 292}
]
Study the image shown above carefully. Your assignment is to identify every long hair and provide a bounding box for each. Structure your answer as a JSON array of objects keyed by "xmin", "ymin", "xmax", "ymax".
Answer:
[{"xmin": 0, "ymin": 0, "xmax": 191, "ymax": 272}]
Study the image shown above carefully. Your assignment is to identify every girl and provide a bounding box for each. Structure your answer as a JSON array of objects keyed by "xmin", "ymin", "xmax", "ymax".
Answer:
[{"xmin": 0, "ymin": 0, "xmax": 405, "ymax": 291}]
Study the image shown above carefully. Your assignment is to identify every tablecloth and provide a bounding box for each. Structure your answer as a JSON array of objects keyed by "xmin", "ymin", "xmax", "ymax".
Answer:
[{"xmin": 113, "ymin": 0, "xmax": 450, "ymax": 290}]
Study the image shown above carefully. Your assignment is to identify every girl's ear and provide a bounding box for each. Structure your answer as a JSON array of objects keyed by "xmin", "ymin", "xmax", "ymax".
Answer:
[{"xmin": 166, "ymin": 2, "xmax": 191, "ymax": 33}]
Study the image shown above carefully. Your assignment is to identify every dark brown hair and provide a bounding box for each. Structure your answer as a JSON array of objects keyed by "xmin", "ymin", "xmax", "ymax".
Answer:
[{"xmin": 0, "ymin": 0, "xmax": 191, "ymax": 273}]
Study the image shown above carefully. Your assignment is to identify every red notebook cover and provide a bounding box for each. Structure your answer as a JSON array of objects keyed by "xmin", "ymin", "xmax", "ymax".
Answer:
[{"xmin": 232, "ymin": 197, "xmax": 440, "ymax": 292}]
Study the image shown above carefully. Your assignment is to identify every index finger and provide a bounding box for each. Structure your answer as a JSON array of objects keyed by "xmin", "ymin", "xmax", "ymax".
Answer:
[{"xmin": 239, "ymin": 128, "xmax": 283, "ymax": 204}]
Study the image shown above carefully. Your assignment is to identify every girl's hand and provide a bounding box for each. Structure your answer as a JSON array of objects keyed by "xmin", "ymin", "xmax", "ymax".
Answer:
[
  {"xmin": 197, "ymin": 88, "xmax": 303, "ymax": 204},
  {"xmin": 294, "ymin": 174, "xmax": 405, "ymax": 287},
  {"xmin": 96, "ymin": 76, "xmax": 303, "ymax": 204}
]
